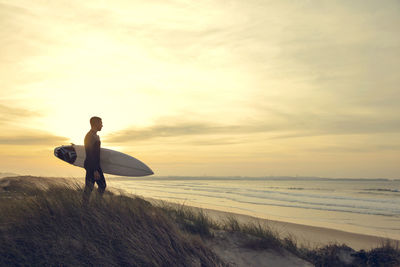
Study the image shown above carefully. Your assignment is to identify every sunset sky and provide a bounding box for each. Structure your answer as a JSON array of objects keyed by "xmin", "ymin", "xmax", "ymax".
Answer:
[{"xmin": 1, "ymin": 0, "xmax": 399, "ymax": 178}]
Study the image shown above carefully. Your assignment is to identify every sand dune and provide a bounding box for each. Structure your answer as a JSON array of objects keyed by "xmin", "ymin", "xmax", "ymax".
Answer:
[{"xmin": 1, "ymin": 175, "xmax": 398, "ymax": 266}]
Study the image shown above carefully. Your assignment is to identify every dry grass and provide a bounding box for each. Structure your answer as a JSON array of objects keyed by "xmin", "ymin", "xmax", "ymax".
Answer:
[
  {"xmin": 1, "ymin": 176, "xmax": 399, "ymax": 267},
  {"xmin": 0, "ymin": 178, "xmax": 224, "ymax": 266},
  {"xmin": 157, "ymin": 197, "xmax": 400, "ymax": 267}
]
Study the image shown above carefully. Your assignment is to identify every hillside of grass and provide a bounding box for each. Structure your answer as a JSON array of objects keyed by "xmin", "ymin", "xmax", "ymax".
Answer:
[
  {"xmin": 1, "ymin": 176, "xmax": 399, "ymax": 267},
  {"xmin": 159, "ymin": 201, "xmax": 400, "ymax": 267},
  {"xmin": 0, "ymin": 176, "xmax": 223, "ymax": 266}
]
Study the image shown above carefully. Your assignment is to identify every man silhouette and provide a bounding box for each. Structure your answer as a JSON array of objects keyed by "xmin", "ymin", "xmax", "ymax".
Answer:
[{"xmin": 82, "ymin": 116, "xmax": 106, "ymax": 205}]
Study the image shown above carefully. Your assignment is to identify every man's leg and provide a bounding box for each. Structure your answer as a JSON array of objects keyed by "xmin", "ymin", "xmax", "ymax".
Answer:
[
  {"xmin": 83, "ymin": 168, "xmax": 95, "ymax": 205},
  {"xmin": 95, "ymin": 167, "xmax": 106, "ymax": 196}
]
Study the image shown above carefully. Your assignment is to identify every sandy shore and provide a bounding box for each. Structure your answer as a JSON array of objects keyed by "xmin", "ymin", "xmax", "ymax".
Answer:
[
  {"xmin": 2, "ymin": 176, "xmax": 396, "ymax": 251},
  {"xmin": 1, "ymin": 175, "xmax": 315, "ymax": 266},
  {"xmin": 201, "ymin": 207, "xmax": 392, "ymax": 251},
  {"xmin": 47, "ymin": 176, "xmax": 399, "ymax": 250},
  {"xmin": 2, "ymin": 175, "xmax": 400, "ymax": 266},
  {"xmin": 144, "ymin": 196, "xmax": 394, "ymax": 251}
]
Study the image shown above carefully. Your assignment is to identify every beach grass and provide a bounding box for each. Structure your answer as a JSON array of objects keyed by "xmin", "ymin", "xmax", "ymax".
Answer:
[
  {"xmin": 0, "ymin": 178, "xmax": 224, "ymax": 266},
  {"xmin": 157, "ymin": 194, "xmax": 400, "ymax": 267},
  {"xmin": 1, "ymin": 176, "xmax": 399, "ymax": 267}
]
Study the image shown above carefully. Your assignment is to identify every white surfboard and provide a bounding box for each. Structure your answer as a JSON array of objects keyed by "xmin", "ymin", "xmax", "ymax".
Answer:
[{"xmin": 54, "ymin": 144, "xmax": 154, "ymax": 177}]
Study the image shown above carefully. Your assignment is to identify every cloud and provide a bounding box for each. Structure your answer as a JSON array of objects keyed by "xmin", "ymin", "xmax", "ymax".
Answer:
[
  {"xmin": 0, "ymin": 131, "xmax": 68, "ymax": 145},
  {"xmin": 0, "ymin": 104, "xmax": 42, "ymax": 125},
  {"xmin": 104, "ymin": 110, "xmax": 400, "ymax": 145},
  {"xmin": 307, "ymin": 144, "xmax": 400, "ymax": 154},
  {"xmin": 0, "ymin": 103, "xmax": 65, "ymax": 146},
  {"xmin": 186, "ymin": 137, "xmax": 246, "ymax": 146},
  {"xmin": 2, "ymin": 1, "xmax": 400, "ymax": 144},
  {"xmin": 104, "ymin": 121, "xmax": 263, "ymax": 143}
]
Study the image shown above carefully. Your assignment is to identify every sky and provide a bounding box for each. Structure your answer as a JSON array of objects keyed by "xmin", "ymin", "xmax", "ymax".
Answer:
[{"xmin": 0, "ymin": 0, "xmax": 399, "ymax": 178}]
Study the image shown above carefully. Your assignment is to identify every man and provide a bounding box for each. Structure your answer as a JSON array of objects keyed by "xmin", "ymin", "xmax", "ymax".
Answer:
[{"xmin": 82, "ymin": 116, "xmax": 106, "ymax": 205}]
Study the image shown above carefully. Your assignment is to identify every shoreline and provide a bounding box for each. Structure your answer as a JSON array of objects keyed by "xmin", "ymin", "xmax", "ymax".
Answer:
[
  {"xmin": 143, "ymin": 196, "xmax": 397, "ymax": 251},
  {"xmin": 1, "ymin": 175, "xmax": 397, "ymax": 251},
  {"xmin": 46, "ymin": 176, "xmax": 400, "ymax": 250},
  {"xmin": 104, "ymin": 180, "xmax": 399, "ymax": 251}
]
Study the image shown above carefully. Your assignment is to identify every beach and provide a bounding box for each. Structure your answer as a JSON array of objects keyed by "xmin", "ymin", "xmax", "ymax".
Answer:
[
  {"xmin": 135, "ymin": 193, "xmax": 395, "ymax": 252},
  {"xmin": 3, "ymin": 174, "xmax": 397, "ymax": 250},
  {"xmin": 1, "ymin": 175, "xmax": 399, "ymax": 266},
  {"xmin": 105, "ymin": 176, "xmax": 400, "ymax": 249},
  {"xmin": 192, "ymin": 207, "xmax": 391, "ymax": 251}
]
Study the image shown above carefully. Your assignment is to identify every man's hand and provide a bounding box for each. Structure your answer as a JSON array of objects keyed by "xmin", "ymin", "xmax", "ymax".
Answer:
[{"xmin": 94, "ymin": 170, "xmax": 100, "ymax": 180}]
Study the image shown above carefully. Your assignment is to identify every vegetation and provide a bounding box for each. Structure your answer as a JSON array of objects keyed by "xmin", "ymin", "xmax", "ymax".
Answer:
[
  {"xmin": 158, "ymin": 199, "xmax": 400, "ymax": 267},
  {"xmin": 1, "ymin": 176, "xmax": 399, "ymax": 267},
  {"xmin": 0, "ymin": 179, "xmax": 223, "ymax": 266}
]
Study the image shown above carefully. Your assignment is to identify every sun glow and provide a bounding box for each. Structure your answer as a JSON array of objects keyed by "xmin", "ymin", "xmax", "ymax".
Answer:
[{"xmin": 1, "ymin": 0, "xmax": 399, "ymax": 178}]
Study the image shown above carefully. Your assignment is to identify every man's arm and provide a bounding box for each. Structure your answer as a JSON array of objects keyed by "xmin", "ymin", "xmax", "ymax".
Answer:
[
  {"xmin": 93, "ymin": 140, "xmax": 101, "ymax": 171},
  {"xmin": 92, "ymin": 138, "xmax": 101, "ymax": 180}
]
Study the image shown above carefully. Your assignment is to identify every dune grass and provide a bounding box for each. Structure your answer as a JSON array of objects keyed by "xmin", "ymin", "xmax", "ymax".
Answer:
[
  {"xmin": 159, "ymin": 203, "xmax": 300, "ymax": 253},
  {"xmin": 157, "ymin": 201, "xmax": 219, "ymax": 237},
  {"xmin": 0, "ymin": 180, "xmax": 224, "ymax": 266},
  {"xmin": 1, "ymin": 176, "xmax": 399, "ymax": 267},
  {"xmin": 157, "ymin": 201, "xmax": 400, "ymax": 267}
]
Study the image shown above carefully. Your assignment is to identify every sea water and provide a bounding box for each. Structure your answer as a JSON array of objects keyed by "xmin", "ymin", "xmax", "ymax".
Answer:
[{"xmin": 108, "ymin": 176, "xmax": 400, "ymax": 240}]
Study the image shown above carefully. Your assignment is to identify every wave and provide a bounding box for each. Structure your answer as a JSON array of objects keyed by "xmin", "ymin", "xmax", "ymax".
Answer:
[
  {"xmin": 111, "ymin": 176, "xmax": 397, "ymax": 182},
  {"xmin": 119, "ymin": 183, "xmax": 400, "ymax": 217},
  {"xmin": 121, "ymin": 181, "xmax": 400, "ymax": 208},
  {"xmin": 363, "ymin": 188, "xmax": 400, "ymax": 193},
  {"xmin": 135, "ymin": 182, "xmax": 334, "ymax": 195},
  {"xmin": 135, "ymin": 187, "xmax": 399, "ymax": 217}
]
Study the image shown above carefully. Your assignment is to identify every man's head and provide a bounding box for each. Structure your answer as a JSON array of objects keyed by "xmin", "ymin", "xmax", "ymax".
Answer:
[{"xmin": 90, "ymin": 116, "xmax": 103, "ymax": 131}]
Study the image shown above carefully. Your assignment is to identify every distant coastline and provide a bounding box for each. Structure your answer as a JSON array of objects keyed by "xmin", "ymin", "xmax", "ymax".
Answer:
[
  {"xmin": 0, "ymin": 172, "xmax": 20, "ymax": 178},
  {"xmin": 109, "ymin": 175, "xmax": 400, "ymax": 182}
]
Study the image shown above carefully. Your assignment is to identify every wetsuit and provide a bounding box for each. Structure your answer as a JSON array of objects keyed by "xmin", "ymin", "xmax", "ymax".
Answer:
[{"xmin": 83, "ymin": 129, "xmax": 106, "ymax": 204}]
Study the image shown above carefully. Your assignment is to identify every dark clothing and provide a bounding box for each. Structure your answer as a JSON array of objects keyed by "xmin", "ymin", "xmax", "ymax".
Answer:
[
  {"xmin": 83, "ymin": 129, "xmax": 106, "ymax": 205},
  {"xmin": 83, "ymin": 166, "xmax": 106, "ymax": 205},
  {"xmin": 84, "ymin": 129, "xmax": 101, "ymax": 171}
]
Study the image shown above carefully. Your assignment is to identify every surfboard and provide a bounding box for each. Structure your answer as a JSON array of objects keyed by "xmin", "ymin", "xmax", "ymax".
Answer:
[{"xmin": 54, "ymin": 144, "xmax": 154, "ymax": 177}]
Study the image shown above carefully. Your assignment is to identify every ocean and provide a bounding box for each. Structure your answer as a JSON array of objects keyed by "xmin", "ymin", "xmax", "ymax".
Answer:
[{"xmin": 108, "ymin": 176, "xmax": 400, "ymax": 240}]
